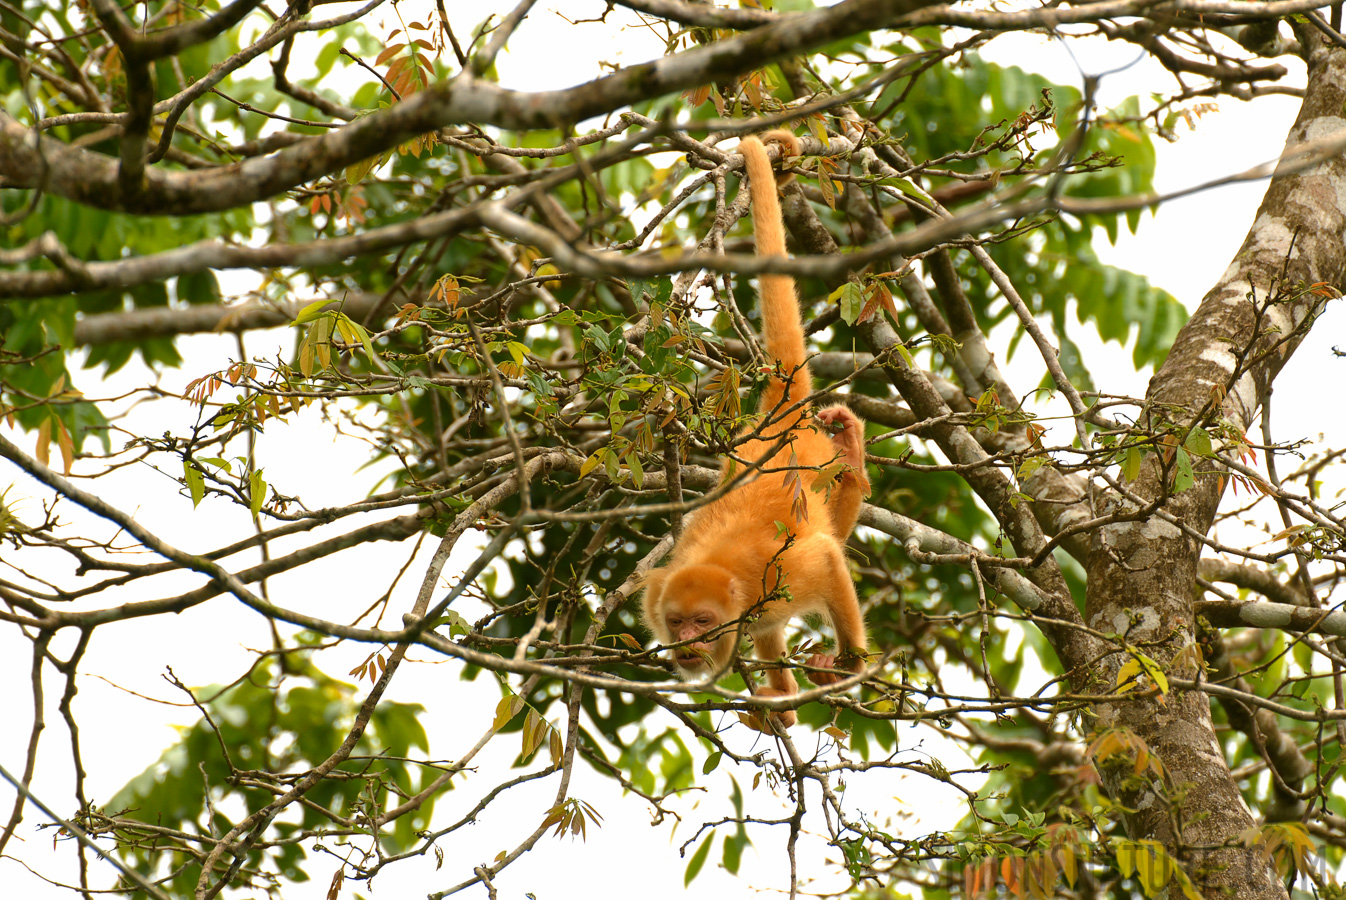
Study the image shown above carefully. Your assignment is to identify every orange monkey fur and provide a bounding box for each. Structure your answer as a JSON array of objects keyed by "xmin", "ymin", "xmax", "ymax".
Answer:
[{"xmin": 641, "ymin": 131, "xmax": 871, "ymax": 730}]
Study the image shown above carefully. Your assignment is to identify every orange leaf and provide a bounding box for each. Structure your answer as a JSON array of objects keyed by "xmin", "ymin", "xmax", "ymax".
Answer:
[
  {"xmin": 375, "ymin": 43, "xmax": 406, "ymax": 66},
  {"xmin": 683, "ymin": 84, "xmax": 711, "ymax": 107}
]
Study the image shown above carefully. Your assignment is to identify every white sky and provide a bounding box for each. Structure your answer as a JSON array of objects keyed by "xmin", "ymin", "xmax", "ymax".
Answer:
[{"xmin": 4, "ymin": 3, "xmax": 1344, "ymax": 899}]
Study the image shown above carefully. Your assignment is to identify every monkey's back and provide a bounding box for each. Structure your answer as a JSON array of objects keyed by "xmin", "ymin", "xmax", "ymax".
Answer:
[{"xmin": 669, "ymin": 426, "xmax": 846, "ymax": 582}]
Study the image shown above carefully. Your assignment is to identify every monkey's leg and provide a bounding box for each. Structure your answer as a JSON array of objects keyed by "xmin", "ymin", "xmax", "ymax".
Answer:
[{"xmin": 816, "ymin": 405, "xmax": 870, "ymax": 539}]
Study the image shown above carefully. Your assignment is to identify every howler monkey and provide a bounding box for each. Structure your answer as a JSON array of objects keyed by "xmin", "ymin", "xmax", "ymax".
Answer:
[{"xmin": 641, "ymin": 131, "xmax": 870, "ymax": 729}]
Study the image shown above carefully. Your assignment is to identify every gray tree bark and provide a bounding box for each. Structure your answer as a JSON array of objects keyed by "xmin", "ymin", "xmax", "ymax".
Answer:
[{"xmin": 1080, "ymin": 30, "xmax": 1346, "ymax": 900}]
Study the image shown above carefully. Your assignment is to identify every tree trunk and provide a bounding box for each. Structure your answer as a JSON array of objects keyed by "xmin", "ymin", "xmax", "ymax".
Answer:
[{"xmin": 1081, "ymin": 30, "xmax": 1346, "ymax": 900}]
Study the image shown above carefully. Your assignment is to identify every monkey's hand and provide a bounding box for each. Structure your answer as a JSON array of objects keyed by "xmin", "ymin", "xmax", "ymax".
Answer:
[
  {"xmin": 805, "ymin": 652, "xmax": 865, "ymax": 687},
  {"xmin": 816, "ymin": 405, "xmax": 870, "ymax": 495},
  {"xmin": 742, "ymin": 687, "xmax": 797, "ymax": 732}
]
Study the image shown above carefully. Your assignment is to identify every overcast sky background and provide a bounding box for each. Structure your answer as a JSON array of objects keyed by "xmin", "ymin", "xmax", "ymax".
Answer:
[{"xmin": 3, "ymin": 2, "xmax": 1343, "ymax": 899}]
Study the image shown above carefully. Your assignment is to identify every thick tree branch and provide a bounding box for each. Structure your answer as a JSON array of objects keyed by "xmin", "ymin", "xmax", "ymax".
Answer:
[{"xmin": 0, "ymin": 0, "xmax": 939, "ymax": 215}]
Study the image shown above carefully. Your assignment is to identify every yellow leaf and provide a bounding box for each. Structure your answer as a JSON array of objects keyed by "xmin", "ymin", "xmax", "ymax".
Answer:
[
  {"xmin": 817, "ymin": 167, "xmax": 835, "ymax": 209},
  {"xmin": 492, "ymin": 693, "xmax": 524, "ymax": 732},
  {"xmin": 35, "ymin": 418, "xmax": 51, "ymax": 468},
  {"xmin": 1135, "ymin": 842, "xmax": 1168, "ymax": 895},
  {"xmin": 807, "ymin": 116, "xmax": 828, "ymax": 146},
  {"xmin": 579, "ymin": 449, "xmax": 604, "ymax": 478},
  {"xmin": 1115, "ymin": 657, "xmax": 1142, "ymax": 694},
  {"xmin": 549, "ymin": 729, "xmax": 562, "ymax": 766},
  {"xmin": 54, "ymin": 417, "xmax": 74, "ymax": 475},
  {"xmin": 521, "ymin": 708, "xmax": 542, "ymax": 758},
  {"xmin": 1174, "ymin": 868, "xmax": 1203, "ymax": 900},
  {"xmin": 1116, "ymin": 841, "xmax": 1135, "ymax": 879},
  {"xmin": 1059, "ymin": 845, "xmax": 1076, "ymax": 887},
  {"xmin": 334, "ymin": 316, "xmax": 357, "ymax": 345},
  {"xmin": 536, "ymin": 263, "xmax": 562, "ymax": 288}
]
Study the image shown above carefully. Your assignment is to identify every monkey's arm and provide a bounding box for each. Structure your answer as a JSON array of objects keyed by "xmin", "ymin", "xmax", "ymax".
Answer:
[
  {"xmin": 744, "ymin": 625, "xmax": 799, "ymax": 731},
  {"xmin": 793, "ymin": 533, "xmax": 868, "ymax": 686}
]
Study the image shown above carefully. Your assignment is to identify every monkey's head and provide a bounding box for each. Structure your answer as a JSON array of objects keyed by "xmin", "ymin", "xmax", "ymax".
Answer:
[{"xmin": 645, "ymin": 564, "xmax": 743, "ymax": 677}]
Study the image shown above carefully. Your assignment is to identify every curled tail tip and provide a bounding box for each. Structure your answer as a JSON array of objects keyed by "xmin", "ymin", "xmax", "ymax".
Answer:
[
  {"xmin": 759, "ymin": 129, "xmax": 800, "ymax": 158},
  {"xmin": 739, "ymin": 130, "xmax": 801, "ymax": 185},
  {"xmin": 762, "ymin": 130, "xmax": 800, "ymax": 186}
]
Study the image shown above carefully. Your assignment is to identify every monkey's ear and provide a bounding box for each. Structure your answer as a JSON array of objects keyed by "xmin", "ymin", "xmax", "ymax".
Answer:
[
  {"xmin": 638, "ymin": 571, "xmax": 669, "ymax": 636},
  {"xmin": 640, "ymin": 570, "xmax": 667, "ymax": 607}
]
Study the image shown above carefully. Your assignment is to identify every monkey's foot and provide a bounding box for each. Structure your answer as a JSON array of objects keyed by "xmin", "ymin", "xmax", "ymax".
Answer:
[
  {"xmin": 742, "ymin": 687, "xmax": 797, "ymax": 732},
  {"xmin": 805, "ymin": 652, "xmax": 864, "ymax": 686},
  {"xmin": 816, "ymin": 406, "xmax": 870, "ymax": 493}
]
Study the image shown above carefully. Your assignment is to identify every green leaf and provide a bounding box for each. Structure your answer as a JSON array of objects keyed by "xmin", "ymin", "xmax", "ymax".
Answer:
[
  {"xmin": 829, "ymin": 282, "xmax": 867, "ymax": 325},
  {"xmin": 626, "ymin": 278, "xmax": 652, "ymax": 304},
  {"xmin": 292, "ymin": 300, "xmax": 332, "ymax": 326},
  {"xmin": 184, "ymin": 460, "xmax": 205, "ymax": 508},
  {"xmin": 626, "ymin": 450, "xmax": 644, "ymax": 489},
  {"xmin": 430, "ymin": 610, "xmax": 470, "ymax": 639},
  {"xmin": 702, "ymin": 751, "xmax": 722, "ymax": 775},
  {"xmin": 346, "ymin": 155, "xmax": 379, "ymax": 184},
  {"xmin": 883, "ymin": 176, "xmax": 925, "ymax": 199},
  {"xmin": 1184, "ymin": 426, "xmax": 1212, "ymax": 458},
  {"xmin": 249, "ymin": 468, "xmax": 266, "ymax": 520},
  {"xmin": 684, "ymin": 836, "xmax": 714, "ymax": 886},
  {"xmin": 1172, "ymin": 447, "xmax": 1194, "ymax": 493},
  {"xmin": 177, "ymin": 270, "xmax": 222, "ymax": 305},
  {"xmin": 1120, "ymin": 446, "xmax": 1142, "ymax": 482},
  {"xmin": 722, "ymin": 829, "xmax": 747, "ymax": 874}
]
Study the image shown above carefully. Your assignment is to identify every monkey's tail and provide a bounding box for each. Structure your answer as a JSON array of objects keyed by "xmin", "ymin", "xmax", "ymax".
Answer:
[{"xmin": 739, "ymin": 130, "xmax": 809, "ymax": 425}]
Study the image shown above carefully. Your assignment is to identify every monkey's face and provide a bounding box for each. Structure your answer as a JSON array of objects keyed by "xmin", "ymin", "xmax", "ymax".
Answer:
[
  {"xmin": 655, "ymin": 566, "xmax": 740, "ymax": 677},
  {"xmin": 663, "ymin": 604, "xmax": 731, "ymax": 674}
]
